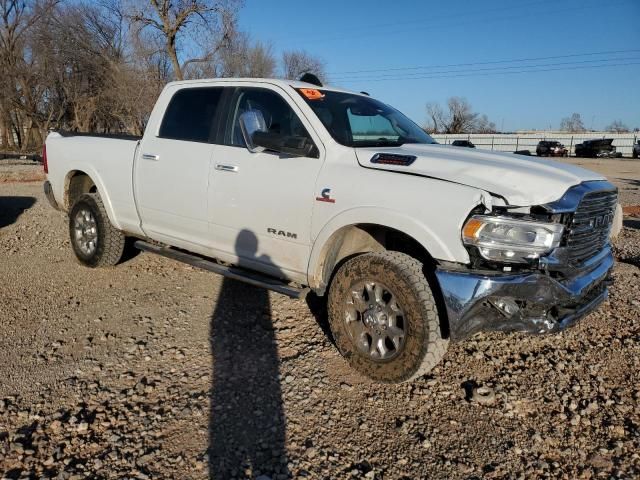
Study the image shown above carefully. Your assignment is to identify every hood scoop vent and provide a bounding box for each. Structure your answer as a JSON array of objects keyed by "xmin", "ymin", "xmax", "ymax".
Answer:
[{"xmin": 370, "ymin": 153, "xmax": 417, "ymax": 166}]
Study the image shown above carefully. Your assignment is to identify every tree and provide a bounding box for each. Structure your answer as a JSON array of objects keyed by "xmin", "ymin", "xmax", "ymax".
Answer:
[
  {"xmin": 605, "ymin": 120, "xmax": 629, "ymax": 133},
  {"xmin": 475, "ymin": 114, "xmax": 497, "ymax": 134},
  {"xmin": 559, "ymin": 113, "xmax": 586, "ymax": 132},
  {"xmin": 424, "ymin": 97, "xmax": 494, "ymax": 134},
  {"xmin": 128, "ymin": 0, "xmax": 240, "ymax": 80},
  {"xmin": 445, "ymin": 97, "xmax": 478, "ymax": 133},
  {"xmin": 424, "ymin": 102, "xmax": 444, "ymax": 134},
  {"xmin": 0, "ymin": 0, "xmax": 328, "ymax": 151},
  {"xmin": 216, "ymin": 31, "xmax": 276, "ymax": 78},
  {"xmin": 0, "ymin": 0, "xmax": 61, "ymax": 149},
  {"xmin": 282, "ymin": 49, "xmax": 326, "ymax": 82}
]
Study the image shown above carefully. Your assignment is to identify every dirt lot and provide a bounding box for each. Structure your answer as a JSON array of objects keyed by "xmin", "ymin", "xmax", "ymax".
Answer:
[{"xmin": 0, "ymin": 158, "xmax": 639, "ymax": 480}]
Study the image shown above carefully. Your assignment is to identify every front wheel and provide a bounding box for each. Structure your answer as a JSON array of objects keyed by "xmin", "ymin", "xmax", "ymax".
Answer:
[
  {"xmin": 327, "ymin": 252, "xmax": 449, "ymax": 383},
  {"xmin": 69, "ymin": 193, "xmax": 125, "ymax": 267}
]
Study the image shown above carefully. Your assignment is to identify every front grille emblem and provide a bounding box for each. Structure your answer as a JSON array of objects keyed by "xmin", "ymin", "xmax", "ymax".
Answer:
[{"xmin": 589, "ymin": 213, "xmax": 613, "ymax": 229}]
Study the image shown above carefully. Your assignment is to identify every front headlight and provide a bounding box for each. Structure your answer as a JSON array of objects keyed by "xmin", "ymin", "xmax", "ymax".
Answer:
[{"xmin": 462, "ymin": 215, "xmax": 564, "ymax": 264}]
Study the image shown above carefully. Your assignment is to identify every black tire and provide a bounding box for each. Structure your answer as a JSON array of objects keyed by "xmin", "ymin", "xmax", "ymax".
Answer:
[
  {"xmin": 327, "ymin": 251, "xmax": 448, "ymax": 383},
  {"xmin": 633, "ymin": 151, "xmax": 638, "ymax": 159},
  {"xmin": 69, "ymin": 193, "xmax": 125, "ymax": 267}
]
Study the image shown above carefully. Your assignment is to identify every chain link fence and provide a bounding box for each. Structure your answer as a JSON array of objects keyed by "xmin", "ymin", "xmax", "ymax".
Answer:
[{"xmin": 432, "ymin": 132, "xmax": 639, "ymax": 157}]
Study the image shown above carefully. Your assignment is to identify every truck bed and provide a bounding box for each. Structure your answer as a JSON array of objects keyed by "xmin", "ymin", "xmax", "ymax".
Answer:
[
  {"xmin": 45, "ymin": 131, "xmax": 142, "ymax": 234},
  {"xmin": 56, "ymin": 130, "xmax": 142, "ymax": 141}
]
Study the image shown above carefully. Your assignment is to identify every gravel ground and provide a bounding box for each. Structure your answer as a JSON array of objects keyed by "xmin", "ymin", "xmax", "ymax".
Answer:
[{"xmin": 0, "ymin": 160, "xmax": 639, "ymax": 480}]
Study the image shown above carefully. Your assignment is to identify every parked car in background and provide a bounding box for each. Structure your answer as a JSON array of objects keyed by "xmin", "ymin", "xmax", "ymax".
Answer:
[
  {"xmin": 451, "ymin": 140, "xmax": 475, "ymax": 148},
  {"xmin": 536, "ymin": 140, "xmax": 568, "ymax": 157},
  {"xmin": 632, "ymin": 140, "xmax": 640, "ymax": 159},
  {"xmin": 575, "ymin": 139, "xmax": 621, "ymax": 158}
]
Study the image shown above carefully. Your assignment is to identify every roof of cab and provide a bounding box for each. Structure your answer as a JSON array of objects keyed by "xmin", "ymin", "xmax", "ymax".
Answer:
[{"xmin": 165, "ymin": 77, "xmax": 361, "ymax": 96}]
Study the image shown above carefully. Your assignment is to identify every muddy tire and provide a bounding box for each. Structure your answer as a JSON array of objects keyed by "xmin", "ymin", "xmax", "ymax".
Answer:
[
  {"xmin": 328, "ymin": 251, "xmax": 449, "ymax": 383},
  {"xmin": 69, "ymin": 193, "xmax": 125, "ymax": 268}
]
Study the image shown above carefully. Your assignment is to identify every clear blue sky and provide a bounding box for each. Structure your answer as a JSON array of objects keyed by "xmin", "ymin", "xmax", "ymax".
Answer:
[{"xmin": 240, "ymin": 0, "xmax": 640, "ymax": 132}]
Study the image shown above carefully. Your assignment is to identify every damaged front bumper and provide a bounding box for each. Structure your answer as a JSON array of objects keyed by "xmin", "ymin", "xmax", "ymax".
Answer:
[{"xmin": 436, "ymin": 247, "xmax": 614, "ymax": 341}]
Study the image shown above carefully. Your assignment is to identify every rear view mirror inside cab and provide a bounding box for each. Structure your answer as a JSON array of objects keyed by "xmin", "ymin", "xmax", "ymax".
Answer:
[{"xmin": 348, "ymin": 104, "xmax": 382, "ymax": 117}]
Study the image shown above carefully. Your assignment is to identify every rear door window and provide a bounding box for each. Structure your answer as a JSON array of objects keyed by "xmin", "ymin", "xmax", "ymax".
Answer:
[{"xmin": 159, "ymin": 87, "xmax": 223, "ymax": 143}]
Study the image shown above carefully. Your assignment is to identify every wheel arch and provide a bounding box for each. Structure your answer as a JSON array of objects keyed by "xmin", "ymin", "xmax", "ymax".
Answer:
[
  {"xmin": 308, "ymin": 208, "xmax": 458, "ymax": 291},
  {"xmin": 62, "ymin": 167, "xmax": 121, "ymax": 229}
]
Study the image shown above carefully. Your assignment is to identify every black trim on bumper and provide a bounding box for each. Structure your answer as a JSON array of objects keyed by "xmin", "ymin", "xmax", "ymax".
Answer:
[
  {"xmin": 43, "ymin": 181, "xmax": 60, "ymax": 210},
  {"xmin": 436, "ymin": 248, "xmax": 614, "ymax": 341}
]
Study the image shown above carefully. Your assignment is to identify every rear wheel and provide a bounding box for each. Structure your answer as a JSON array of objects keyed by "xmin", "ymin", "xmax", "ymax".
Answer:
[
  {"xmin": 328, "ymin": 251, "xmax": 448, "ymax": 383},
  {"xmin": 69, "ymin": 193, "xmax": 125, "ymax": 267}
]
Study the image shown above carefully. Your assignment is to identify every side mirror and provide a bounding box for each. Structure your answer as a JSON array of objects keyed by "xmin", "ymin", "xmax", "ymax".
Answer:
[
  {"xmin": 239, "ymin": 110, "xmax": 267, "ymax": 153},
  {"xmin": 238, "ymin": 109, "xmax": 316, "ymax": 158}
]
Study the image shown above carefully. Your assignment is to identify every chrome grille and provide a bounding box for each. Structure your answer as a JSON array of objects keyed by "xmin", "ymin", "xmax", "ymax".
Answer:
[{"xmin": 566, "ymin": 190, "xmax": 617, "ymax": 264}]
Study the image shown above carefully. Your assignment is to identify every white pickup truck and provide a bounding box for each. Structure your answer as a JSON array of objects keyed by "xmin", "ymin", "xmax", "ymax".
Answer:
[{"xmin": 43, "ymin": 77, "xmax": 617, "ymax": 383}]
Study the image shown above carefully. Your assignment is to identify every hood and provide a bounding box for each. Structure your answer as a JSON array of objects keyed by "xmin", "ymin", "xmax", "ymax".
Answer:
[{"xmin": 355, "ymin": 144, "xmax": 605, "ymax": 206}]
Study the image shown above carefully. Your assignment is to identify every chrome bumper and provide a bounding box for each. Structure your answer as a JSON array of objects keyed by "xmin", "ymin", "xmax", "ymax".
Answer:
[
  {"xmin": 436, "ymin": 247, "xmax": 614, "ymax": 341},
  {"xmin": 43, "ymin": 181, "xmax": 60, "ymax": 210}
]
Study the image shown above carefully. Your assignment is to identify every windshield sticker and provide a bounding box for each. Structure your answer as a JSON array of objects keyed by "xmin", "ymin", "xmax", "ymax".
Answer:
[{"xmin": 299, "ymin": 88, "xmax": 325, "ymax": 100}]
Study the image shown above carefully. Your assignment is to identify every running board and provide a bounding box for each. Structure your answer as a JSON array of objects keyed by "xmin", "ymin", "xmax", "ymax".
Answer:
[{"xmin": 134, "ymin": 240, "xmax": 309, "ymax": 299}]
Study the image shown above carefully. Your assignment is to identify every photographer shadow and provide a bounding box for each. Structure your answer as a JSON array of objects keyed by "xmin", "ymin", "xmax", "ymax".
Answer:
[
  {"xmin": 0, "ymin": 196, "xmax": 36, "ymax": 229},
  {"xmin": 208, "ymin": 230, "xmax": 288, "ymax": 479}
]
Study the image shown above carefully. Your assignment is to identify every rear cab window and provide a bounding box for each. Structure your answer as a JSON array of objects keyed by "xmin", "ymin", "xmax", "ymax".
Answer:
[{"xmin": 159, "ymin": 87, "xmax": 223, "ymax": 143}]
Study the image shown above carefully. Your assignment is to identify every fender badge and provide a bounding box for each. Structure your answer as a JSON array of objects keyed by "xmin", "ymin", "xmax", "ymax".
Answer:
[{"xmin": 316, "ymin": 188, "xmax": 335, "ymax": 203}]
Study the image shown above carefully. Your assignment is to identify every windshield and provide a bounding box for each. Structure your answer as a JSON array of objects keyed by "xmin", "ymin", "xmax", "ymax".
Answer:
[{"xmin": 297, "ymin": 89, "xmax": 436, "ymax": 148}]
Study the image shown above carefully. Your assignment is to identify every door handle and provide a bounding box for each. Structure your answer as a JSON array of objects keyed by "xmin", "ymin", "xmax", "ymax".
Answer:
[
  {"xmin": 142, "ymin": 153, "xmax": 160, "ymax": 161},
  {"xmin": 215, "ymin": 164, "xmax": 238, "ymax": 173}
]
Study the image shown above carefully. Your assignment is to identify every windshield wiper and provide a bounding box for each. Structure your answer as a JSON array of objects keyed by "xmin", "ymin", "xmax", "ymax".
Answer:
[{"xmin": 356, "ymin": 139, "xmax": 405, "ymax": 147}]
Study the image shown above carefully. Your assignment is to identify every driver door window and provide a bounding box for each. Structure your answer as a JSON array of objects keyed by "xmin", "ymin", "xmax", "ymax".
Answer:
[{"xmin": 224, "ymin": 87, "xmax": 315, "ymax": 151}]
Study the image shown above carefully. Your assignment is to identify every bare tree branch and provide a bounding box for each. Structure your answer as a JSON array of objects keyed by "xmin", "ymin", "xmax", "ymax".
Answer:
[
  {"xmin": 424, "ymin": 97, "xmax": 495, "ymax": 134},
  {"xmin": 127, "ymin": 0, "xmax": 241, "ymax": 80},
  {"xmin": 605, "ymin": 120, "xmax": 629, "ymax": 133},
  {"xmin": 560, "ymin": 113, "xmax": 586, "ymax": 132},
  {"xmin": 281, "ymin": 49, "xmax": 326, "ymax": 82}
]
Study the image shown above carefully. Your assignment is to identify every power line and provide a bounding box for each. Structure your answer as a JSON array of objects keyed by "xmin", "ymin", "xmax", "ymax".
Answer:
[
  {"xmin": 271, "ymin": 0, "xmax": 627, "ymax": 47},
  {"xmin": 334, "ymin": 61, "xmax": 640, "ymax": 84},
  {"xmin": 270, "ymin": 0, "xmax": 556, "ymax": 42},
  {"xmin": 327, "ymin": 49, "xmax": 640, "ymax": 77},
  {"xmin": 330, "ymin": 55, "xmax": 640, "ymax": 81}
]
